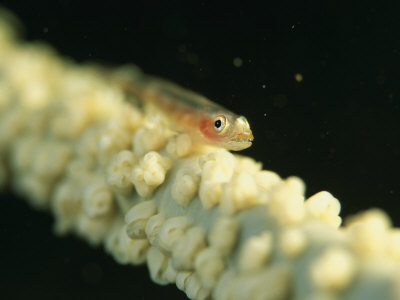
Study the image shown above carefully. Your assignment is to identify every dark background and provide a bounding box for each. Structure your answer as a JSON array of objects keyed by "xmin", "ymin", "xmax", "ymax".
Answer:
[{"xmin": 1, "ymin": 1, "xmax": 399, "ymax": 299}]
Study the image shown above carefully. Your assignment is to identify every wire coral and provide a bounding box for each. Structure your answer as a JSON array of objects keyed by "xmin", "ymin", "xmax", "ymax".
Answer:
[{"xmin": 0, "ymin": 12, "xmax": 399, "ymax": 300}]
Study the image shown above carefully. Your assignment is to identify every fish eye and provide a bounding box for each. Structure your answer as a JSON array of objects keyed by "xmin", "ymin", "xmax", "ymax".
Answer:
[{"xmin": 213, "ymin": 115, "xmax": 227, "ymax": 132}]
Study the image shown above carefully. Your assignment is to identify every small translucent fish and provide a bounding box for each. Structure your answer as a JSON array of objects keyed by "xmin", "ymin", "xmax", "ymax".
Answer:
[{"xmin": 112, "ymin": 66, "xmax": 254, "ymax": 151}]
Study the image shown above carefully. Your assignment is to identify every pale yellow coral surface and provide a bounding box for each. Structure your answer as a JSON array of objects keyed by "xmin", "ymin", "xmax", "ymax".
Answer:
[{"xmin": 0, "ymin": 17, "xmax": 399, "ymax": 300}]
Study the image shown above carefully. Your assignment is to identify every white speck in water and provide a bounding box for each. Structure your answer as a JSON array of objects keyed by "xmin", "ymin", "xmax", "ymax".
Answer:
[
  {"xmin": 233, "ymin": 57, "xmax": 243, "ymax": 68},
  {"xmin": 294, "ymin": 73, "xmax": 303, "ymax": 82}
]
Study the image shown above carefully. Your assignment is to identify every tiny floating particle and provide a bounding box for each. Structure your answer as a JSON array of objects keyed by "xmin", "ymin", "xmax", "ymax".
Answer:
[
  {"xmin": 294, "ymin": 73, "xmax": 303, "ymax": 82},
  {"xmin": 233, "ymin": 57, "xmax": 243, "ymax": 68}
]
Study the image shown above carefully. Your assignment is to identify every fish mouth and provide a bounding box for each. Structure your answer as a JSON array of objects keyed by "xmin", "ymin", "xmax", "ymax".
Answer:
[
  {"xmin": 229, "ymin": 137, "xmax": 253, "ymax": 151},
  {"xmin": 233, "ymin": 116, "xmax": 253, "ymax": 144},
  {"xmin": 229, "ymin": 132, "xmax": 253, "ymax": 150},
  {"xmin": 235, "ymin": 132, "xmax": 254, "ymax": 143}
]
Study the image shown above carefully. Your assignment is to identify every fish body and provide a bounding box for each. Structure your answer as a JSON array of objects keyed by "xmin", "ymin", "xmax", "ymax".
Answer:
[{"xmin": 113, "ymin": 67, "xmax": 253, "ymax": 151}]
